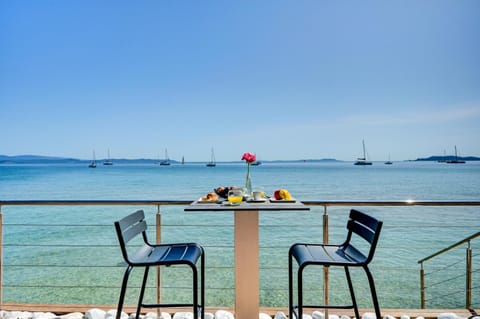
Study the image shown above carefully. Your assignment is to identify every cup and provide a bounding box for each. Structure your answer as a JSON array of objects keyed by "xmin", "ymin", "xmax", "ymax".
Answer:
[{"xmin": 252, "ymin": 188, "xmax": 265, "ymax": 200}]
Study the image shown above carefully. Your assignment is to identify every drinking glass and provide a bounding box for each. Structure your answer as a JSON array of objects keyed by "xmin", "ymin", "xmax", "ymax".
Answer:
[{"xmin": 227, "ymin": 189, "xmax": 243, "ymax": 205}]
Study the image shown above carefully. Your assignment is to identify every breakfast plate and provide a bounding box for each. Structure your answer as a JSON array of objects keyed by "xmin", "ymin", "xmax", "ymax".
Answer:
[
  {"xmin": 196, "ymin": 197, "xmax": 222, "ymax": 204},
  {"xmin": 247, "ymin": 198, "xmax": 268, "ymax": 203}
]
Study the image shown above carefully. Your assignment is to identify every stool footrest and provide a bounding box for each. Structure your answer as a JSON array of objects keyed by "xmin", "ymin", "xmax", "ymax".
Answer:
[{"xmin": 141, "ymin": 303, "xmax": 200, "ymax": 308}]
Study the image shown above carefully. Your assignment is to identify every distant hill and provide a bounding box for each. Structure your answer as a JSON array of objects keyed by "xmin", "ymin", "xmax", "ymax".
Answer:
[
  {"xmin": 416, "ymin": 155, "xmax": 480, "ymax": 161},
  {"xmin": 0, "ymin": 155, "xmax": 82, "ymax": 164}
]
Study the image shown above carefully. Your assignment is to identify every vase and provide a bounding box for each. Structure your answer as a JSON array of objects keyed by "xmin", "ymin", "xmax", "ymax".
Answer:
[{"xmin": 245, "ymin": 163, "xmax": 252, "ymax": 196}]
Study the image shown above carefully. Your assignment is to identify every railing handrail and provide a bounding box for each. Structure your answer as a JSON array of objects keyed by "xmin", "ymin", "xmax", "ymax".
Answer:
[
  {"xmin": 418, "ymin": 231, "xmax": 480, "ymax": 264},
  {"xmin": 1, "ymin": 199, "xmax": 479, "ymax": 207}
]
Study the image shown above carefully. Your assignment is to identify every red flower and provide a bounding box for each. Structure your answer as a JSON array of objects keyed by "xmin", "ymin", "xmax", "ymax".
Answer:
[{"xmin": 241, "ymin": 152, "xmax": 257, "ymax": 163}]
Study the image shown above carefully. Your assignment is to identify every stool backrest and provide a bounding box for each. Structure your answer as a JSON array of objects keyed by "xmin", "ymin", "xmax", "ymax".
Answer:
[
  {"xmin": 114, "ymin": 210, "xmax": 149, "ymax": 264},
  {"xmin": 343, "ymin": 209, "xmax": 383, "ymax": 265}
]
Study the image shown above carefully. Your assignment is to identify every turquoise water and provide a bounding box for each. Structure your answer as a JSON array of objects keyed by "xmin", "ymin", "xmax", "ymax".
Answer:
[{"xmin": 0, "ymin": 161, "xmax": 479, "ymax": 309}]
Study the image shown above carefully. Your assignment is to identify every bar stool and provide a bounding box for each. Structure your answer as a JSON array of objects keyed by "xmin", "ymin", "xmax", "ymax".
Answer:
[
  {"xmin": 114, "ymin": 210, "xmax": 205, "ymax": 319},
  {"xmin": 289, "ymin": 209, "xmax": 383, "ymax": 319}
]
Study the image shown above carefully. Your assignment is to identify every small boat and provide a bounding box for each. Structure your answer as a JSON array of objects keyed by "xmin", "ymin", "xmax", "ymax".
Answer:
[
  {"xmin": 446, "ymin": 145, "xmax": 465, "ymax": 164},
  {"xmin": 206, "ymin": 148, "xmax": 216, "ymax": 167},
  {"xmin": 160, "ymin": 149, "xmax": 171, "ymax": 166},
  {"xmin": 251, "ymin": 161, "xmax": 262, "ymax": 166},
  {"xmin": 181, "ymin": 156, "xmax": 185, "ymax": 165},
  {"xmin": 354, "ymin": 140, "xmax": 372, "ymax": 165},
  {"xmin": 88, "ymin": 150, "xmax": 97, "ymax": 168},
  {"xmin": 103, "ymin": 149, "xmax": 113, "ymax": 165},
  {"xmin": 385, "ymin": 155, "xmax": 393, "ymax": 165}
]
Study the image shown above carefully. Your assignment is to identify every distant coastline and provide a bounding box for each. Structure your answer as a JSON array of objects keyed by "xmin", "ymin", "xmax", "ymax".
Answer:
[
  {"xmin": 0, "ymin": 155, "xmax": 341, "ymax": 164},
  {"xmin": 1, "ymin": 154, "xmax": 479, "ymax": 164},
  {"xmin": 415, "ymin": 155, "xmax": 480, "ymax": 162}
]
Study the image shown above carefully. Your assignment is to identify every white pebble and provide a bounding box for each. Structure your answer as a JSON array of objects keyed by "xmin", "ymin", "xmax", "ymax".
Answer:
[
  {"xmin": 438, "ymin": 314, "xmax": 459, "ymax": 319},
  {"xmin": 32, "ymin": 312, "xmax": 56, "ymax": 319},
  {"xmin": 274, "ymin": 312, "xmax": 288, "ymax": 319},
  {"xmin": 59, "ymin": 312, "xmax": 84, "ymax": 319},
  {"xmin": 340, "ymin": 315, "xmax": 351, "ymax": 319},
  {"xmin": 3, "ymin": 311, "xmax": 33, "ymax": 319},
  {"xmin": 259, "ymin": 314, "xmax": 271, "ymax": 319},
  {"xmin": 312, "ymin": 311, "xmax": 325, "ymax": 319},
  {"xmin": 172, "ymin": 313, "xmax": 192, "ymax": 319},
  {"xmin": 384, "ymin": 315, "xmax": 395, "ymax": 319},
  {"xmin": 85, "ymin": 309, "xmax": 106, "ymax": 319},
  {"xmin": 214, "ymin": 310, "xmax": 234, "ymax": 319},
  {"xmin": 400, "ymin": 315, "xmax": 411, "ymax": 319},
  {"xmin": 204, "ymin": 313, "xmax": 214, "ymax": 319},
  {"xmin": 362, "ymin": 313, "xmax": 376, "ymax": 319}
]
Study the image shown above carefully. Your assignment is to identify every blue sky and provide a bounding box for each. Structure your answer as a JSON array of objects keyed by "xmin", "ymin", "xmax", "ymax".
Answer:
[{"xmin": 1, "ymin": 1, "xmax": 479, "ymax": 161}]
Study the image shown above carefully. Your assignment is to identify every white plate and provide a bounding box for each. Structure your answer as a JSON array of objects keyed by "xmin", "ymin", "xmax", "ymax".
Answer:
[
  {"xmin": 196, "ymin": 197, "xmax": 221, "ymax": 204},
  {"xmin": 247, "ymin": 198, "xmax": 268, "ymax": 203}
]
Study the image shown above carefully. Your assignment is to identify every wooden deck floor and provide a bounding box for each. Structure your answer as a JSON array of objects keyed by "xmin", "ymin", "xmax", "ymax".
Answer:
[{"xmin": 0, "ymin": 303, "xmax": 477, "ymax": 319}]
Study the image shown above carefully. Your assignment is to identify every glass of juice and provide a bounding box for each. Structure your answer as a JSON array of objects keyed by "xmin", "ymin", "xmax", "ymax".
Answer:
[{"xmin": 227, "ymin": 189, "xmax": 243, "ymax": 205}]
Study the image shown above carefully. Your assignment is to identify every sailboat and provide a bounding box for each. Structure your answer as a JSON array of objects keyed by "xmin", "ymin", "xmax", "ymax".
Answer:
[
  {"xmin": 160, "ymin": 149, "xmax": 171, "ymax": 166},
  {"xmin": 384, "ymin": 154, "xmax": 393, "ymax": 165},
  {"xmin": 446, "ymin": 145, "xmax": 465, "ymax": 164},
  {"xmin": 354, "ymin": 140, "xmax": 372, "ymax": 165},
  {"xmin": 88, "ymin": 150, "xmax": 97, "ymax": 168},
  {"xmin": 206, "ymin": 148, "xmax": 216, "ymax": 167},
  {"xmin": 103, "ymin": 149, "xmax": 113, "ymax": 165}
]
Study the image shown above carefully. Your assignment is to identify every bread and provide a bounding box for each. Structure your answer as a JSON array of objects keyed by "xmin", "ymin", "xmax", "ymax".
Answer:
[{"xmin": 202, "ymin": 192, "xmax": 219, "ymax": 201}]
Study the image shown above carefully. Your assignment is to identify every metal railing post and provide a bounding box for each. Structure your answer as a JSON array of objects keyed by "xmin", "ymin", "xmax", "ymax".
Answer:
[
  {"xmin": 466, "ymin": 241, "xmax": 472, "ymax": 309},
  {"xmin": 323, "ymin": 205, "xmax": 329, "ymax": 317},
  {"xmin": 420, "ymin": 262, "xmax": 425, "ymax": 309},
  {"xmin": 156, "ymin": 205, "xmax": 162, "ymax": 316}
]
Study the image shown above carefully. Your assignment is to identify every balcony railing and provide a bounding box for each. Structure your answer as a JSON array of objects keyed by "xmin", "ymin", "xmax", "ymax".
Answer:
[
  {"xmin": 418, "ymin": 231, "xmax": 480, "ymax": 310},
  {"xmin": 0, "ymin": 200, "xmax": 479, "ymax": 314}
]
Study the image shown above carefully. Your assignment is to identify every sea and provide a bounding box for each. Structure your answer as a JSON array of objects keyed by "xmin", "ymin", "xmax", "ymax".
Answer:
[{"xmin": 0, "ymin": 161, "xmax": 479, "ymax": 310}]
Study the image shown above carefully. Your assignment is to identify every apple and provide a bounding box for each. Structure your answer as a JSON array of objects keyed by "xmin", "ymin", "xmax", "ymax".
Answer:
[{"xmin": 274, "ymin": 190, "xmax": 281, "ymax": 200}]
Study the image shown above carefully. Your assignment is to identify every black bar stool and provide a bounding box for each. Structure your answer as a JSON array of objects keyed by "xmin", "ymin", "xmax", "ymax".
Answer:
[
  {"xmin": 114, "ymin": 210, "xmax": 205, "ymax": 319},
  {"xmin": 289, "ymin": 209, "xmax": 383, "ymax": 319}
]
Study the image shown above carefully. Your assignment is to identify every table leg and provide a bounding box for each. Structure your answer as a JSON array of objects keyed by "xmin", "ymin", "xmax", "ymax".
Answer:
[{"xmin": 234, "ymin": 210, "xmax": 259, "ymax": 319}]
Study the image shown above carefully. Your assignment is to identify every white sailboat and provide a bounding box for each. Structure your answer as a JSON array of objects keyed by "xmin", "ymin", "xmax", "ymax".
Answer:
[
  {"xmin": 103, "ymin": 149, "xmax": 113, "ymax": 165},
  {"xmin": 446, "ymin": 145, "xmax": 465, "ymax": 164},
  {"xmin": 206, "ymin": 148, "xmax": 216, "ymax": 167},
  {"xmin": 354, "ymin": 140, "xmax": 372, "ymax": 165},
  {"xmin": 160, "ymin": 149, "xmax": 170, "ymax": 166},
  {"xmin": 384, "ymin": 154, "xmax": 393, "ymax": 165},
  {"xmin": 88, "ymin": 150, "xmax": 97, "ymax": 168}
]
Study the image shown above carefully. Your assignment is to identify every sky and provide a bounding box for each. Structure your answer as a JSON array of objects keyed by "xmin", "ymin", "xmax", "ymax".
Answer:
[{"xmin": 1, "ymin": 1, "xmax": 479, "ymax": 162}]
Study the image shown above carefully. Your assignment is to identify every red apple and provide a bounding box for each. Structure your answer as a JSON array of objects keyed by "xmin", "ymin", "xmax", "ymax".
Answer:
[{"xmin": 274, "ymin": 190, "xmax": 281, "ymax": 200}]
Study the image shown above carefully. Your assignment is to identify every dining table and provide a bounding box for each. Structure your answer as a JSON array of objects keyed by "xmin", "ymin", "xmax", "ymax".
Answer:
[{"xmin": 185, "ymin": 197, "xmax": 310, "ymax": 319}]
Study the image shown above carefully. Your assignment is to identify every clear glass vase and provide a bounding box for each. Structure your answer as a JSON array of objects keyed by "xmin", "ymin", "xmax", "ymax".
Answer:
[{"xmin": 245, "ymin": 163, "xmax": 252, "ymax": 196}]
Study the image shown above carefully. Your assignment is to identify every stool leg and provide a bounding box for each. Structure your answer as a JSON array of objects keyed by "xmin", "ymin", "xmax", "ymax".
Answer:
[
  {"xmin": 200, "ymin": 251, "xmax": 205, "ymax": 319},
  {"xmin": 345, "ymin": 267, "xmax": 360, "ymax": 319},
  {"xmin": 364, "ymin": 266, "xmax": 381, "ymax": 319},
  {"xmin": 288, "ymin": 252, "xmax": 293, "ymax": 319},
  {"xmin": 117, "ymin": 266, "xmax": 133, "ymax": 319},
  {"xmin": 136, "ymin": 266, "xmax": 150, "ymax": 319},
  {"xmin": 297, "ymin": 265, "xmax": 304, "ymax": 319},
  {"xmin": 192, "ymin": 265, "xmax": 198, "ymax": 319}
]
